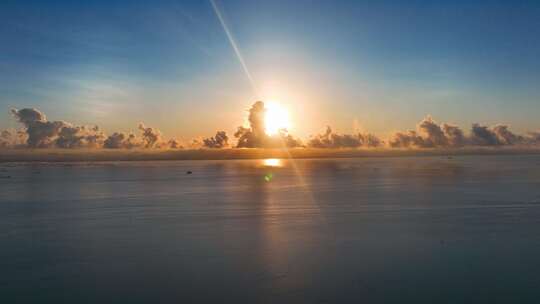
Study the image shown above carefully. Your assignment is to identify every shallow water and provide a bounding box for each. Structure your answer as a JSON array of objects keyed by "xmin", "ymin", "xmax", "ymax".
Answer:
[{"xmin": 2, "ymin": 156, "xmax": 540, "ymax": 303}]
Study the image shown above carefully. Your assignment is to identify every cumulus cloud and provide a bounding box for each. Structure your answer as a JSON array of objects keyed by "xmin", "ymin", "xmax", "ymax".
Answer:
[
  {"xmin": 389, "ymin": 116, "xmax": 462, "ymax": 148},
  {"xmin": 308, "ymin": 126, "xmax": 382, "ymax": 148},
  {"xmin": 0, "ymin": 129, "xmax": 27, "ymax": 148},
  {"xmin": 10, "ymin": 108, "xmax": 107, "ymax": 148},
  {"xmin": 56, "ymin": 125, "xmax": 106, "ymax": 148},
  {"xmin": 417, "ymin": 116, "xmax": 448, "ymax": 147},
  {"xmin": 138, "ymin": 123, "xmax": 164, "ymax": 148},
  {"xmin": 388, "ymin": 116, "xmax": 535, "ymax": 148},
  {"xmin": 469, "ymin": 123, "xmax": 524, "ymax": 146},
  {"xmin": 167, "ymin": 139, "xmax": 183, "ymax": 149},
  {"xmin": 11, "ymin": 108, "xmax": 68, "ymax": 148},
  {"xmin": 103, "ymin": 132, "xmax": 140, "ymax": 149},
  {"xmin": 7, "ymin": 108, "xmax": 185, "ymax": 150},
  {"xmin": 275, "ymin": 129, "xmax": 304, "ymax": 148},
  {"xmin": 442, "ymin": 123, "xmax": 466, "ymax": 147},
  {"xmin": 235, "ymin": 101, "xmax": 266, "ymax": 148},
  {"xmin": 492, "ymin": 125, "xmax": 524, "ymax": 145},
  {"xmin": 203, "ymin": 131, "xmax": 229, "ymax": 148},
  {"xmin": 234, "ymin": 101, "xmax": 302, "ymax": 148},
  {"xmin": 470, "ymin": 123, "xmax": 501, "ymax": 146},
  {"xmin": 4, "ymin": 106, "xmax": 540, "ymax": 151},
  {"xmin": 389, "ymin": 130, "xmax": 425, "ymax": 148}
]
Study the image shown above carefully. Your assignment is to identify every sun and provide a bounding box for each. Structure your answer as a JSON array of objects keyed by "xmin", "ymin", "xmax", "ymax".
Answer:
[{"xmin": 264, "ymin": 102, "xmax": 291, "ymax": 136}]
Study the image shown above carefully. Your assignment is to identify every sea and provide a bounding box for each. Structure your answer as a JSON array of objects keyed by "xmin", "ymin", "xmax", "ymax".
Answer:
[{"xmin": 2, "ymin": 155, "xmax": 540, "ymax": 303}]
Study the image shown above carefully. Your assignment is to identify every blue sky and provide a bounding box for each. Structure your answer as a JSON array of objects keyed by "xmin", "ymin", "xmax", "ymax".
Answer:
[{"xmin": 1, "ymin": 0, "xmax": 539, "ymax": 139}]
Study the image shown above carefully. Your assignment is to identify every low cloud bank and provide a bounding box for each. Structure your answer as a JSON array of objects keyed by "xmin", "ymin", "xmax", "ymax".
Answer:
[
  {"xmin": 308, "ymin": 126, "xmax": 382, "ymax": 148},
  {"xmin": 5, "ymin": 108, "xmax": 182, "ymax": 149},
  {"xmin": 203, "ymin": 131, "xmax": 229, "ymax": 148},
  {"xmin": 388, "ymin": 116, "xmax": 539, "ymax": 148},
  {"xmin": 1, "ymin": 106, "xmax": 539, "ymax": 150}
]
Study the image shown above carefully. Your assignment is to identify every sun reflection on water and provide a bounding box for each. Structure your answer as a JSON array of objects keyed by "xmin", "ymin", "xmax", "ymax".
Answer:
[{"xmin": 263, "ymin": 158, "xmax": 281, "ymax": 167}]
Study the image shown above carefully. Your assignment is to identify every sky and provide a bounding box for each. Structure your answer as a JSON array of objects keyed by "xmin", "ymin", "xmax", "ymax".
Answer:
[{"xmin": 1, "ymin": 0, "xmax": 539, "ymax": 140}]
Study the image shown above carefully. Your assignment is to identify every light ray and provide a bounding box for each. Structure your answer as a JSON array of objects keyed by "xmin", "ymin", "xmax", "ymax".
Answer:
[{"xmin": 210, "ymin": 0, "xmax": 259, "ymax": 96}]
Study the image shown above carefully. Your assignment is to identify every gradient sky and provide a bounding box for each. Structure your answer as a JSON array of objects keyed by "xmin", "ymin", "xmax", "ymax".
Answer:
[{"xmin": 1, "ymin": 0, "xmax": 539, "ymax": 140}]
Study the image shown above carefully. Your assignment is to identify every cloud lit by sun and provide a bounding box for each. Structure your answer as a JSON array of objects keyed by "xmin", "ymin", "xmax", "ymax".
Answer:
[{"xmin": 264, "ymin": 102, "xmax": 291, "ymax": 135}]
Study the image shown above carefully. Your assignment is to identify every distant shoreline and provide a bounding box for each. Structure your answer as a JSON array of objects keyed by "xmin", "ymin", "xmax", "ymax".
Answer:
[{"xmin": 1, "ymin": 147, "xmax": 540, "ymax": 163}]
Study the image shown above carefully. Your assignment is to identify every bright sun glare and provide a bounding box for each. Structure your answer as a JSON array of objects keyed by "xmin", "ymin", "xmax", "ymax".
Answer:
[{"xmin": 264, "ymin": 102, "xmax": 290, "ymax": 136}]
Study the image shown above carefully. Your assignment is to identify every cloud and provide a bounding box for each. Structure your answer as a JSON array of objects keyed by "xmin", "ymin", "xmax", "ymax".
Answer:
[
  {"xmin": 442, "ymin": 123, "xmax": 466, "ymax": 147},
  {"xmin": 203, "ymin": 131, "xmax": 229, "ymax": 148},
  {"xmin": 138, "ymin": 123, "xmax": 164, "ymax": 148},
  {"xmin": 234, "ymin": 101, "xmax": 302, "ymax": 148},
  {"xmin": 275, "ymin": 130, "xmax": 304, "ymax": 148},
  {"xmin": 309, "ymin": 126, "xmax": 382, "ymax": 148},
  {"xmin": 10, "ymin": 108, "xmax": 108, "ymax": 148},
  {"xmin": 235, "ymin": 101, "xmax": 266, "ymax": 148},
  {"xmin": 390, "ymin": 116, "xmax": 463, "ymax": 148},
  {"xmin": 492, "ymin": 125, "xmax": 524, "ymax": 145},
  {"xmin": 4, "ymin": 107, "xmax": 540, "ymax": 151},
  {"xmin": 389, "ymin": 116, "xmax": 533, "ymax": 148},
  {"xmin": 11, "ymin": 108, "xmax": 70, "ymax": 148},
  {"xmin": 56, "ymin": 125, "xmax": 106, "ymax": 148},
  {"xmin": 470, "ymin": 123, "xmax": 501, "ymax": 146},
  {"xmin": 8, "ymin": 108, "xmax": 185, "ymax": 150},
  {"xmin": 234, "ymin": 126, "xmax": 256, "ymax": 148},
  {"xmin": 103, "ymin": 132, "xmax": 141, "ymax": 149},
  {"xmin": 417, "ymin": 116, "xmax": 448, "ymax": 147},
  {"xmin": 167, "ymin": 139, "xmax": 183, "ymax": 149},
  {"xmin": 469, "ymin": 123, "xmax": 524, "ymax": 146},
  {"xmin": 0, "ymin": 129, "xmax": 27, "ymax": 148},
  {"xmin": 388, "ymin": 130, "xmax": 425, "ymax": 148}
]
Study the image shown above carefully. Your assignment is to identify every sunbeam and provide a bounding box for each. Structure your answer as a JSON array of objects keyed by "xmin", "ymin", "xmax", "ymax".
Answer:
[{"xmin": 210, "ymin": 0, "xmax": 259, "ymax": 96}]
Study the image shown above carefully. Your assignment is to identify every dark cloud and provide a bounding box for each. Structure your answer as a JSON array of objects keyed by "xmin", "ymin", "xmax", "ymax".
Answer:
[
  {"xmin": 469, "ymin": 123, "xmax": 524, "ymax": 146},
  {"xmin": 389, "ymin": 116, "xmax": 532, "ymax": 148},
  {"xmin": 203, "ymin": 131, "xmax": 229, "ymax": 148},
  {"xmin": 492, "ymin": 125, "xmax": 524, "ymax": 145},
  {"xmin": 417, "ymin": 116, "xmax": 448, "ymax": 147},
  {"xmin": 235, "ymin": 101, "xmax": 266, "ymax": 148},
  {"xmin": 470, "ymin": 123, "xmax": 501, "ymax": 146},
  {"xmin": 308, "ymin": 126, "xmax": 381, "ymax": 148},
  {"xmin": 167, "ymin": 139, "xmax": 183, "ymax": 149},
  {"xmin": 56, "ymin": 125, "xmax": 106, "ymax": 148},
  {"xmin": 11, "ymin": 108, "xmax": 46, "ymax": 124},
  {"xmin": 389, "ymin": 130, "xmax": 425, "ymax": 148},
  {"xmin": 442, "ymin": 123, "xmax": 466, "ymax": 147},
  {"xmin": 248, "ymin": 101, "xmax": 266, "ymax": 143},
  {"xmin": 103, "ymin": 132, "xmax": 140, "ymax": 149},
  {"xmin": 234, "ymin": 126, "xmax": 256, "ymax": 148},
  {"xmin": 11, "ymin": 108, "xmax": 70, "ymax": 148}
]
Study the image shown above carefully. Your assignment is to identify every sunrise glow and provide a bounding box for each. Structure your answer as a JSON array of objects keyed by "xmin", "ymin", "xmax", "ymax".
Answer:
[{"xmin": 264, "ymin": 102, "xmax": 291, "ymax": 136}]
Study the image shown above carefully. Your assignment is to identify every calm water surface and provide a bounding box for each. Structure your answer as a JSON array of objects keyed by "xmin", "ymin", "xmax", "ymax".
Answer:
[{"xmin": 2, "ymin": 156, "xmax": 540, "ymax": 303}]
